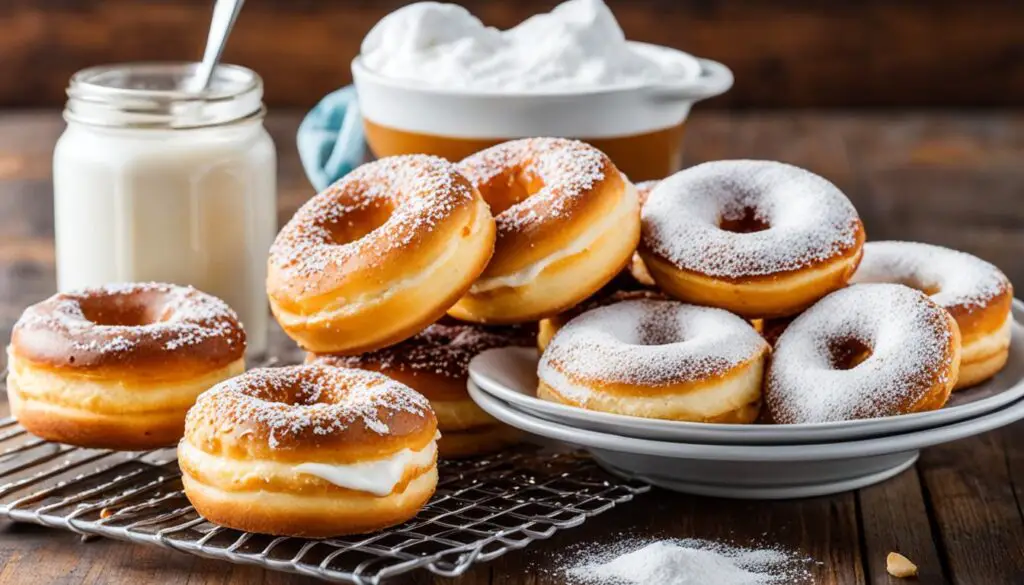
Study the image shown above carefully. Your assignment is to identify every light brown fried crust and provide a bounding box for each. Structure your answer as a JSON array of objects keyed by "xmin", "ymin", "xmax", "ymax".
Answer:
[
  {"xmin": 950, "ymin": 285, "xmax": 1013, "ymax": 344},
  {"xmin": 183, "ymin": 364, "xmax": 437, "ymax": 464},
  {"xmin": 537, "ymin": 383, "xmax": 762, "ymax": 424},
  {"xmin": 9, "ymin": 283, "xmax": 246, "ymax": 381}
]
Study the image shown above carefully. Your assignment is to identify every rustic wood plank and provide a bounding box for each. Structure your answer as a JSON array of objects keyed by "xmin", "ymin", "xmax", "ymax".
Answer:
[
  {"xmin": 856, "ymin": 468, "xmax": 950, "ymax": 584},
  {"xmin": 0, "ymin": 1, "xmax": 1021, "ymax": 108}
]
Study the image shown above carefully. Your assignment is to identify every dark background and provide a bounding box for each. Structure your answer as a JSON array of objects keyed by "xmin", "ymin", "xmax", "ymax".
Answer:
[{"xmin": 1, "ymin": 0, "xmax": 1022, "ymax": 109}]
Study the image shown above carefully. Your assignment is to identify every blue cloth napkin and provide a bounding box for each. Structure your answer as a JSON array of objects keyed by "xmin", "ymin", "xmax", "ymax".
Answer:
[{"xmin": 297, "ymin": 85, "xmax": 367, "ymax": 191}]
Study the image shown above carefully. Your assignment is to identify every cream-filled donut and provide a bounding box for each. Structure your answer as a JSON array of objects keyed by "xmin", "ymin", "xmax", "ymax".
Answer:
[
  {"xmin": 765, "ymin": 284, "xmax": 961, "ymax": 424},
  {"xmin": 179, "ymin": 364, "xmax": 438, "ymax": 537},
  {"xmin": 7, "ymin": 283, "xmax": 245, "ymax": 449},
  {"xmin": 638, "ymin": 160, "xmax": 865, "ymax": 318},
  {"xmin": 851, "ymin": 241, "xmax": 1013, "ymax": 390},
  {"xmin": 448, "ymin": 138, "xmax": 640, "ymax": 323},
  {"xmin": 308, "ymin": 322, "xmax": 535, "ymax": 458},
  {"xmin": 538, "ymin": 299, "xmax": 770, "ymax": 423},
  {"xmin": 267, "ymin": 155, "xmax": 495, "ymax": 354}
]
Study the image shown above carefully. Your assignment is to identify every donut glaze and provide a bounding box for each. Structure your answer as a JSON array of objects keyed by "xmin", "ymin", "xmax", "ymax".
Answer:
[
  {"xmin": 851, "ymin": 241, "xmax": 1013, "ymax": 389},
  {"xmin": 179, "ymin": 364, "xmax": 438, "ymax": 537},
  {"xmin": 538, "ymin": 299, "xmax": 770, "ymax": 423},
  {"xmin": 449, "ymin": 138, "xmax": 640, "ymax": 323},
  {"xmin": 7, "ymin": 283, "xmax": 245, "ymax": 449},
  {"xmin": 308, "ymin": 322, "xmax": 535, "ymax": 457},
  {"xmin": 639, "ymin": 160, "xmax": 865, "ymax": 318},
  {"xmin": 765, "ymin": 284, "xmax": 961, "ymax": 424},
  {"xmin": 267, "ymin": 155, "xmax": 495, "ymax": 354}
]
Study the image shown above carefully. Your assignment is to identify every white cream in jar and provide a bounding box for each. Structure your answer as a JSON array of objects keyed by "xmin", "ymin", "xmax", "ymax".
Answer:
[{"xmin": 53, "ymin": 63, "xmax": 276, "ymax": 354}]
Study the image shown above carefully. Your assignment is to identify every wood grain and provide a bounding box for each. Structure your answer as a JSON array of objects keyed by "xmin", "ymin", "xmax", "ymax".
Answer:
[
  {"xmin": 0, "ymin": 110, "xmax": 1023, "ymax": 584},
  {"xmin": 0, "ymin": 1, "xmax": 1021, "ymax": 108}
]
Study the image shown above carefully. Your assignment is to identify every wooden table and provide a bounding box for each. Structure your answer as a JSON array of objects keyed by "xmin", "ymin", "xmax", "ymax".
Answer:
[{"xmin": 0, "ymin": 110, "xmax": 1022, "ymax": 584}]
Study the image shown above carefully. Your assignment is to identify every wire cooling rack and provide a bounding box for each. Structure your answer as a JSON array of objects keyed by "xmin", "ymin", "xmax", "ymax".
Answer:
[{"xmin": 0, "ymin": 372, "xmax": 648, "ymax": 584}]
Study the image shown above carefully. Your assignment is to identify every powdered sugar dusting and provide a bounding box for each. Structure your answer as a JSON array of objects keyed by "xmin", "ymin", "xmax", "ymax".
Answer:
[
  {"xmin": 314, "ymin": 322, "xmax": 535, "ymax": 378},
  {"xmin": 188, "ymin": 364, "xmax": 430, "ymax": 448},
  {"xmin": 268, "ymin": 155, "xmax": 475, "ymax": 286},
  {"xmin": 539, "ymin": 299, "xmax": 768, "ymax": 389},
  {"xmin": 458, "ymin": 137, "xmax": 609, "ymax": 236},
  {"xmin": 851, "ymin": 240, "xmax": 1010, "ymax": 311},
  {"xmin": 641, "ymin": 160, "xmax": 861, "ymax": 278},
  {"xmin": 634, "ymin": 179, "xmax": 659, "ymax": 207},
  {"xmin": 766, "ymin": 283, "xmax": 956, "ymax": 424}
]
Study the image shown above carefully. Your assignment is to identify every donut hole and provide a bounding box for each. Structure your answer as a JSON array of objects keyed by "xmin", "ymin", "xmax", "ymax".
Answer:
[
  {"xmin": 719, "ymin": 206, "xmax": 771, "ymax": 234},
  {"xmin": 78, "ymin": 294, "xmax": 162, "ymax": 327},
  {"xmin": 898, "ymin": 278, "xmax": 941, "ymax": 297},
  {"xmin": 632, "ymin": 318, "xmax": 683, "ymax": 347},
  {"xmin": 478, "ymin": 168, "xmax": 545, "ymax": 215},
  {"xmin": 827, "ymin": 337, "xmax": 873, "ymax": 370},
  {"xmin": 324, "ymin": 200, "xmax": 396, "ymax": 245}
]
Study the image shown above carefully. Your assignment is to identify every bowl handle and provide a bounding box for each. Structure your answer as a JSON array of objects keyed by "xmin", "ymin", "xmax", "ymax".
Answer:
[{"xmin": 646, "ymin": 59, "xmax": 734, "ymax": 103}]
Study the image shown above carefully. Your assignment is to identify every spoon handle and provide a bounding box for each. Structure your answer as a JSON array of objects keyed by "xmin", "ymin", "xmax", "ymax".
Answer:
[{"xmin": 189, "ymin": 0, "xmax": 246, "ymax": 93}]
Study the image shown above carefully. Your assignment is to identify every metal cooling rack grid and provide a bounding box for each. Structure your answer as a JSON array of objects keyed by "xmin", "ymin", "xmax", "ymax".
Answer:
[{"xmin": 0, "ymin": 374, "xmax": 648, "ymax": 584}]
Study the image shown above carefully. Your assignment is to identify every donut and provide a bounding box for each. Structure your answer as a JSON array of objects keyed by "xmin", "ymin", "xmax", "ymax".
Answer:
[
  {"xmin": 638, "ymin": 160, "xmax": 865, "ymax": 318},
  {"xmin": 765, "ymin": 284, "xmax": 961, "ymax": 424},
  {"xmin": 627, "ymin": 180, "xmax": 659, "ymax": 287},
  {"xmin": 851, "ymin": 241, "xmax": 1013, "ymax": 389},
  {"xmin": 267, "ymin": 155, "xmax": 495, "ymax": 354},
  {"xmin": 179, "ymin": 364, "xmax": 437, "ymax": 537},
  {"xmin": 308, "ymin": 321, "xmax": 535, "ymax": 458},
  {"xmin": 6, "ymin": 283, "xmax": 245, "ymax": 449},
  {"xmin": 448, "ymin": 138, "xmax": 640, "ymax": 323},
  {"xmin": 538, "ymin": 299, "xmax": 770, "ymax": 423},
  {"xmin": 537, "ymin": 288, "xmax": 667, "ymax": 352}
]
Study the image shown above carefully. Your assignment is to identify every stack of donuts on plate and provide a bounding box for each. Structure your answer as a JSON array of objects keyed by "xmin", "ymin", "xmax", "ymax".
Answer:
[{"xmin": 5, "ymin": 137, "xmax": 1013, "ymax": 538}]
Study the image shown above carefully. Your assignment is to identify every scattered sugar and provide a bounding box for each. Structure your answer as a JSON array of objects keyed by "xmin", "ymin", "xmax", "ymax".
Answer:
[
  {"xmin": 766, "ymin": 283, "xmax": 956, "ymax": 423},
  {"xmin": 539, "ymin": 299, "xmax": 769, "ymax": 391},
  {"xmin": 315, "ymin": 322, "xmax": 535, "ymax": 378},
  {"xmin": 851, "ymin": 240, "xmax": 1010, "ymax": 311},
  {"xmin": 457, "ymin": 138, "xmax": 609, "ymax": 237},
  {"xmin": 268, "ymin": 155, "xmax": 474, "ymax": 288},
  {"xmin": 188, "ymin": 364, "xmax": 430, "ymax": 448},
  {"xmin": 641, "ymin": 160, "xmax": 861, "ymax": 278},
  {"xmin": 562, "ymin": 538, "xmax": 812, "ymax": 585}
]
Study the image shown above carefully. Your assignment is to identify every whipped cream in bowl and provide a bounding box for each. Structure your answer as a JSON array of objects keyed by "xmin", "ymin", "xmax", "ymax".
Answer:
[{"xmin": 351, "ymin": 0, "xmax": 732, "ymax": 180}]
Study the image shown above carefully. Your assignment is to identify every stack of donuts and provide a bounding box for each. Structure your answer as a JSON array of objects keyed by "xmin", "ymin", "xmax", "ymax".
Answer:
[{"xmin": 5, "ymin": 138, "xmax": 1014, "ymax": 539}]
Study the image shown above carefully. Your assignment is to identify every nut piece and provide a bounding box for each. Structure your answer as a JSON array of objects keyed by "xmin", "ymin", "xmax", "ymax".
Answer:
[{"xmin": 886, "ymin": 552, "xmax": 918, "ymax": 578}]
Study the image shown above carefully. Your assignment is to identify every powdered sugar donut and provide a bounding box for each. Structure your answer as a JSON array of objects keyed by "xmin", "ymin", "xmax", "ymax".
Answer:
[
  {"xmin": 765, "ymin": 284, "xmax": 961, "ymax": 424},
  {"xmin": 538, "ymin": 299, "xmax": 770, "ymax": 423},
  {"xmin": 628, "ymin": 180, "xmax": 660, "ymax": 287},
  {"xmin": 851, "ymin": 241, "xmax": 1013, "ymax": 390},
  {"xmin": 180, "ymin": 364, "xmax": 438, "ymax": 537},
  {"xmin": 449, "ymin": 138, "xmax": 640, "ymax": 323},
  {"xmin": 267, "ymin": 155, "xmax": 495, "ymax": 354},
  {"xmin": 638, "ymin": 160, "xmax": 865, "ymax": 318}
]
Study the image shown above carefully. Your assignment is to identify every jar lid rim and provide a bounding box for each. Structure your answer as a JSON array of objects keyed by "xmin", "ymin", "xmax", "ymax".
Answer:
[{"xmin": 69, "ymin": 62, "xmax": 261, "ymax": 101}]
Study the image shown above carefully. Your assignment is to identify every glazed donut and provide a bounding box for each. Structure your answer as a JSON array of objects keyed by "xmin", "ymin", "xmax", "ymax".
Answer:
[
  {"xmin": 6, "ymin": 283, "xmax": 245, "ymax": 449},
  {"xmin": 308, "ymin": 321, "xmax": 535, "ymax": 458},
  {"xmin": 179, "ymin": 364, "xmax": 437, "ymax": 537},
  {"xmin": 765, "ymin": 284, "xmax": 961, "ymax": 424},
  {"xmin": 627, "ymin": 180, "xmax": 659, "ymax": 287},
  {"xmin": 267, "ymin": 155, "xmax": 495, "ymax": 354},
  {"xmin": 537, "ymin": 288, "xmax": 667, "ymax": 352},
  {"xmin": 448, "ymin": 138, "xmax": 640, "ymax": 323},
  {"xmin": 538, "ymin": 299, "xmax": 770, "ymax": 423},
  {"xmin": 639, "ymin": 160, "xmax": 865, "ymax": 318},
  {"xmin": 851, "ymin": 241, "xmax": 1013, "ymax": 390}
]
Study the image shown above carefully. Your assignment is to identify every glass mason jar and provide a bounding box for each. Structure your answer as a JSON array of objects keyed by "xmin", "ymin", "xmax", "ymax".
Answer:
[{"xmin": 53, "ymin": 63, "xmax": 277, "ymax": 355}]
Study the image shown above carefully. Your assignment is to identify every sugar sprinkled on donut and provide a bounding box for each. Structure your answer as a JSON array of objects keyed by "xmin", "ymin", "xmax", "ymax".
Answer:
[
  {"xmin": 766, "ymin": 283, "xmax": 957, "ymax": 423},
  {"xmin": 641, "ymin": 160, "xmax": 861, "ymax": 278},
  {"xmin": 540, "ymin": 299, "xmax": 768, "ymax": 389},
  {"xmin": 851, "ymin": 241, "xmax": 1010, "ymax": 311}
]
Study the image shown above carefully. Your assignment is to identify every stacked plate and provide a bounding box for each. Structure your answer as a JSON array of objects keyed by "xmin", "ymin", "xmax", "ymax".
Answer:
[{"xmin": 467, "ymin": 301, "xmax": 1024, "ymax": 499}]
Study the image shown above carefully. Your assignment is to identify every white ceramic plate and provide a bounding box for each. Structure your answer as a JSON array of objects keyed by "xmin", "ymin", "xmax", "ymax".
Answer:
[
  {"xmin": 468, "ymin": 300, "xmax": 1024, "ymax": 445},
  {"xmin": 468, "ymin": 382, "xmax": 1024, "ymax": 498}
]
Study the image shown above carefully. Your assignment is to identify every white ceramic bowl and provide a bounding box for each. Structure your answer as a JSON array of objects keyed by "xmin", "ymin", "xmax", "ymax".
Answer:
[{"xmin": 468, "ymin": 300, "xmax": 1024, "ymax": 445}]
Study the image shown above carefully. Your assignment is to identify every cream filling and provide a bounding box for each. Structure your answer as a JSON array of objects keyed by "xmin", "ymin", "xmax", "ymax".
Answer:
[
  {"xmin": 179, "ymin": 436, "xmax": 438, "ymax": 498},
  {"xmin": 962, "ymin": 314, "xmax": 1013, "ymax": 364},
  {"xmin": 539, "ymin": 358, "xmax": 763, "ymax": 419},
  {"xmin": 470, "ymin": 182, "xmax": 638, "ymax": 294}
]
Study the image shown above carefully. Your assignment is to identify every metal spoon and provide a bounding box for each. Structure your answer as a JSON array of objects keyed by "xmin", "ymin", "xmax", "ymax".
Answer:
[{"xmin": 188, "ymin": 0, "xmax": 246, "ymax": 93}]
